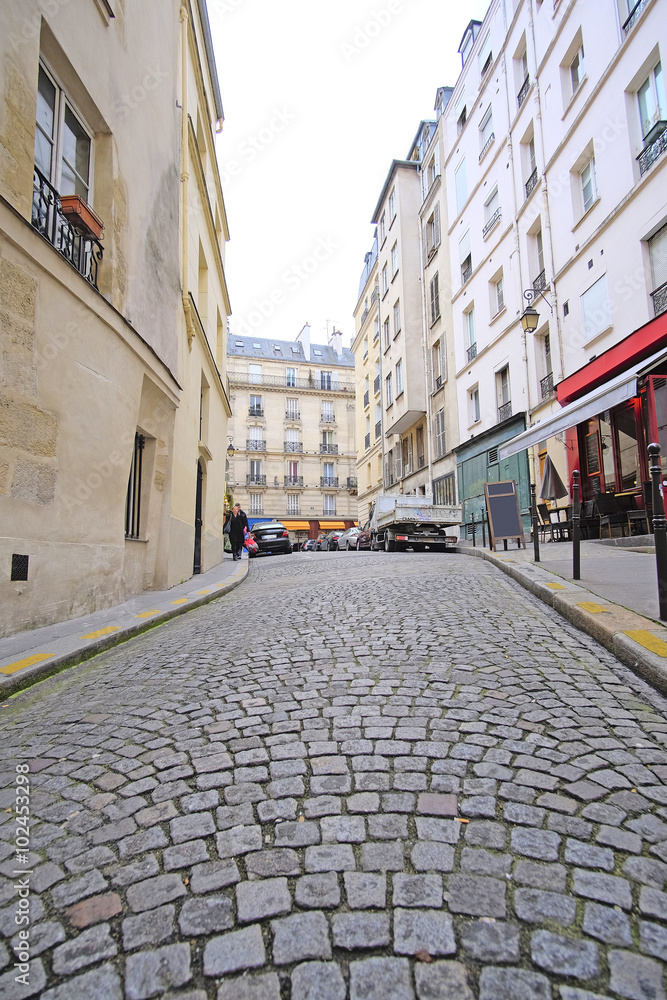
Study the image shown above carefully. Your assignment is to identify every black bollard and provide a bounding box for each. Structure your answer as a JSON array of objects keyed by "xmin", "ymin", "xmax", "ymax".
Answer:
[
  {"xmin": 471, "ymin": 511, "xmax": 476, "ymax": 548},
  {"xmin": 648, "ymin": 443, "xmax": 667, "ymax": 621},
  {"xmin": 572, "ymin": 470, "xmax": 581, "ymax": 580},
  {"xmin": 482, "ymin": 511, "xmax": 487, "ymax": 549},
  {"xmin": 531, "ymin": 483, "xmax": 540, "ymax": 563}
]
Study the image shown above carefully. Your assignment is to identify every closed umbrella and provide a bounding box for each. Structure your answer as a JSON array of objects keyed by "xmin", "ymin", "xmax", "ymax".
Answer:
[{"xmin": 540, "ymin": 454, "xmax": 568, "ymax": 501}]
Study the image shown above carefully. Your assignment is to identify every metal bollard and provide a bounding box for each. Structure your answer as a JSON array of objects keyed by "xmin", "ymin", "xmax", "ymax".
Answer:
[
  {"xmin": 530, "ymin": 483, "xmax": 540, "ymax": 563},
  {"xmin": 482, "ymin": 511, "xmax": 487, "ymax": 549},
  {"xmin": 572, "ymin": 470, "xmax": 581, "ymax": 580},
  {"xmin": 648, "ymin": 443, "xmax": 667, "ymax": 621},
  {"xmin": 471, "ymin": 511, "xmax": 476, "ymax": 548}
]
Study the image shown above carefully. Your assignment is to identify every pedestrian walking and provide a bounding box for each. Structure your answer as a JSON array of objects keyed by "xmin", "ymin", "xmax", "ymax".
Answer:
[{"xmin": 224, "ymin": 503, "xmax": 249, "ymax": 561}]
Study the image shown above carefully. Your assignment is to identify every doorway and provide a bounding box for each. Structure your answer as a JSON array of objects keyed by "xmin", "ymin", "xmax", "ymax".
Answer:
[{"xmin": 193, "ymin": 459, "xmax": 203, "ymax": 574}]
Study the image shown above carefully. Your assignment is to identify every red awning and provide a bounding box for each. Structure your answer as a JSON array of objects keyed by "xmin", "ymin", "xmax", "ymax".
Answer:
[{"xmin": 556, "ymin": 311, "xmax": 667, "ymax": 405}]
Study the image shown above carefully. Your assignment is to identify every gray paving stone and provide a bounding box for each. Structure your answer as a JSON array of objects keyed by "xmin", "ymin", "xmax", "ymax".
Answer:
[
  {"xmin": 393, "ymin": 907, "xmax": 456, "ymax": 956},
  {"xmin": 271, "ymin": 911, "xmax": 331, "ymax": 964},
  {"xmin": 608, "ymin": 949, "xmax": 666, "ymax": 1000},
  {"xmin": 511, "ymin": 827, "xmax": 560, "ymax": 861},
  {"xmin": 295, "ymin": 872, "xmax": 340, "ymax": 908},
  {"xmin": 531, "ymin": 929, "xmax": 599, "ymax": 979},
  {"xmin": 447, "ymin": 874, "xmax": 506, "ymax": 917},
  {"xmin": 321, "ymin": 815, "xmax": 366, "ymax": 842},
  {"xmin": 290, "ymin": 961, "xmax": 345, "ymax": 1000},
  {"xmin": 332, "ymin": 910, "xmax": 391, "ymax": 949},
  {"xmin": 572, "ymin": 869, "xmax": 633, "ymax": 910},
  {"xmin": 51, "ymin": 868, "xmax": 107, "ymax": 908},
  {"xmin": 514, "ymin": 887, "xmax": 577, "ymax": 926},
  {"xmin": 640, "ymin": 919, "xmax": 667, "ymax": 960},
  {"xmin": 246, "ymin": 848, "xmax": 300, "ymax": 878},
  {"xmin": 639, "ymin": 885, "xmax": 667, "ymax": 919},
  {"xmin": 216, "ymin": 824, "xmax": 262, "ymax": 858},
  {"xmin": 274, "ymin": 820, "xmax": 320, "ymax": 848},
  {"xmin": 513, "ymin": 859, "xmax": 567, "ymax": 891},
  {"xmin": 305, "ymin": 844, "xmax": 355, "ymax": 872},
  {"xmin": 126, "ymin": 873, "xmax": 186, "ymax": 913},
  {"xmin": 623, "ymin": 856, "xmax": 667, "ymax": 888},
  {"xmin": 348, "ymin": 792, "xmax": 380, "ymax": 812},
  {"xmin": 344, "ymin": 871, "xmax": 386, "ymax": 909},
  {"xmin": 349, "ymin": 956, "xmax": 415, "ymax": 1000},
  {"xmin": 257, "ymin": 798, "xmax": 297, "ymax": 822},
  {"xmin": 361, "ymin": 841, "xmax": 404, "ymax": 871},
  {"xmin": 460, "ymin": 920, "xmax": 520, "ymax": 962},
  {"xmin": 583, "ymin": 902, "xmax": 633, "ymax": 946},
  {"xmin": 216, "ymin": 802, "xmax": 255, "ymax": 830},
  {"xmin": 164, "ymin": 839, "xmax": 210, "ymax": 870},
  {"xmin": 368, "ymin": 813, "xmax": 408, "ymax": 839},
  {"xmin": 236, "ymin": 877, "xmax": 291, "ymax": 922},
  {"xmin": 464, "ymin": 820, "xmax": 507, "ymax": 849},
  {"xmin": 411, "ymin": 840, "xmax": 455, "ymax": 872},
  {"xmin": 125, "ymin": 942, "xmax": 192, "ymax": 999},
  {"xmin": 122, "ymin": 904, "xmax": 175, "ymax": 949},
  {"xmin": 190, "ymin": 859, "xmax": 240, "ymax": 894},
  {"xmin": 565, "ymin": 839, "xmax": 615, "ymax": 871},
  {"xmin": 478, "ymin": 966, "xmax": 552, "ymax": 1000},
  {"xmin": 393, "ymin": 873, "xmax": 443, "ymax": 907},
  {"xmin": 414, "ymin": 960, "xmax": 474, "ymax": 999},
  {"xmin": 41, "ymin": 964, "xmax": 121, "ymax": 1000},
  {"xmin": 51, "ymin": 923, "xmax": 117, "ymax": 975},
  {"xmin": 204, "ymin": 925, "xmax": 266, "ymax": 975},
  {"xmin": 110, "ymin": 854, "xmax": 160, "ymax": 888},
  {"xmin": 461, "ymin": 846, "xmax": 512, "ymax": 877},
  {"xmin": 178, "ymin": 895, "xmax": 234, "ymax": 935},
  {"xmin": 596, "ymin": 825, "xmax": 643, "ymax": 854},
  {"xmin": 216, "ymin": 973, "xmax": 281, "ymax": 999}
]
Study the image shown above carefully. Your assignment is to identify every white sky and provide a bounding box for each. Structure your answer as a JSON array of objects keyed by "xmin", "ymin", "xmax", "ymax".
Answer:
[{"xmin": 211, "ymin": 0, "xmax": 489, "ymax": 349}]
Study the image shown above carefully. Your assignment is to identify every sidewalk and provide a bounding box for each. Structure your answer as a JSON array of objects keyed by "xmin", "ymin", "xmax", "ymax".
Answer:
[
  {"xmin": 0, "ymin": 554, "xmax": 248, "ymax": 696},
  {"xmin": 456, "ymin": 534, "xmax": 667, "ymax": 696}
]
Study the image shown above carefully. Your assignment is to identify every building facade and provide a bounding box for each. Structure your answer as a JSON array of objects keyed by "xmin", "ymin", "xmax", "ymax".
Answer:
[
  {"xmin": 226, "ymin": 326, "xmax": 357, "ymax": 544},
  {"xmin": 352, "ymin": 234, "xmax": 383, "ymax": 524},
  {"xmin": 0, "ymin": 0, "xmax": 231, "ymax": 638}
]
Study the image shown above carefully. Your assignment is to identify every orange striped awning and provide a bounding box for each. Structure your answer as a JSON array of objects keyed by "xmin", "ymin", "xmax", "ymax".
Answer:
[
  {"xmin": 281, "ymin": 520, "xmax": 312, "ymax": 530},
  {"xmin": 319, "ymin": 521, "xmax": 349, "ymax": 530}
]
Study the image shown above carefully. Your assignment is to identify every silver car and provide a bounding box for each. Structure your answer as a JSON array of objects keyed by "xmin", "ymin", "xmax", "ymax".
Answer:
[{"xmin": 336, "ymin": 526, "xmax": 361, "ymax": 551}]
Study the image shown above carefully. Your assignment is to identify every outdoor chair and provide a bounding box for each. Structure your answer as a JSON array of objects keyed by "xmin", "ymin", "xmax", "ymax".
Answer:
[
  {"xmin": 593, "ymin": 494, "xmax": 627, "ymax": 538},
  {"xmin": 579, "ymin": 500, "xmax": 598, "ymax": 539},
  {"xmin": 537, "ymin": 503, "xmax": 554, "ymax": 542}
]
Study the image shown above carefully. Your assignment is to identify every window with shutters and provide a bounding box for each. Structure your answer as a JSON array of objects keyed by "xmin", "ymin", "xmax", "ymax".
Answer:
[
  {"xmin": 434, "ymin": 472, "xmax": 456, "ymax": 505},
  {"xmin": 391, "ymin": 242, "xmax": 399, "ymax": 277},
  {"xmin": 434, "ymin": 409, "xmax": 446, "ymax": 458},
  {"xmin": 393, "ymin": 300, "xmax": 401, "ymax": 337},
  {"xmin": 287, "ymin": 494, "xmax": 299, "ymax": 515},
  {"xmin": 479, "ymin": 105, "xmax": 494, "ymax": 160},
  {"xmin": 386, "ymin": 373, "xmax": 393, "ymax": 407},
  {"xmin": 432, "ymin": 340, "xmax": 444, "ymax": 391},
  {"xmin": 430, "ymin": 273, "xmax": 440, "ymax": 324},
  {"xmin": 649, "ymin": 223, "xmax": 667, "ymax": 316},
  {"xmin": 483, "ymin": 186, "xmax": 501, "ymax": 238},
  {"xmin": 396, "ymin": 360, "xmax": 404, "ymax": 396},
  {"xmin": 459, "ymin": 229, "xmax": 472, "ymax": 284},
  {"xmin": 249, "ymin": 493, "xmax": 263, "ymax": 515},
  {"xmin": 423, "ymin": 204, "xmax": 441, "ymax": 263},
  {"xmin": 455, "ymin": 157, "xmax": 467, "ymax": 214},
  {"xmin": 383, "ymin": 317, "xmax": 390, "ymax": 349},
  {"xmin": 422, "ymin": 147, "xmax": 440, "ymax": 200}
]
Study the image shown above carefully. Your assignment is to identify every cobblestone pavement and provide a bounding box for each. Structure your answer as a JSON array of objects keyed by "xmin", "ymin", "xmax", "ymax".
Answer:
[{"xmin": 1, "ymin": 552, "xmax": 667, "ymax": 1000}]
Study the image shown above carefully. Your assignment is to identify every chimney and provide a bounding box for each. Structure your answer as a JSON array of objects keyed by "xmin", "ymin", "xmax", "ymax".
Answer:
[
  {"xmin": 296, "ymin": 322, "xmax": 311, "ymax": 361},
  {"xmin": 328, "ymin": 326, "xmax": 343, "ymax": 357}
]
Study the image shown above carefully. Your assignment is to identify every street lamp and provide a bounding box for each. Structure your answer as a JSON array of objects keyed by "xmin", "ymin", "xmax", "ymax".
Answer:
[
  {"xmin": 226, "ymin": 436, "xmax": 235, "ymax": 458},
  {"xmin": 520, "ymin": 287, "xmax": 553, "ymax": 333}
]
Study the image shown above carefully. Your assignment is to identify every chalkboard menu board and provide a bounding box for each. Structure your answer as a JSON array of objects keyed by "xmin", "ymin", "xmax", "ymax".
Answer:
[{"xmin": 484, "ymin": 480, "xmax": 526, "ymax": 552}]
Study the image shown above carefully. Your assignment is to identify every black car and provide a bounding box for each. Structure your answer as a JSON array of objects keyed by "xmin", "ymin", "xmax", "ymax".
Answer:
[{"xmin": 248, "ymin": 521, "xmax": 292, "ymax": 558}]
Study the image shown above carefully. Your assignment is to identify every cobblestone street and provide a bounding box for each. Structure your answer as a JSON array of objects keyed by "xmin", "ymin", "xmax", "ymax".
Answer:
[{"xmin": 1, "ymin": 551, "xmax": 667, "ymax": 1000}]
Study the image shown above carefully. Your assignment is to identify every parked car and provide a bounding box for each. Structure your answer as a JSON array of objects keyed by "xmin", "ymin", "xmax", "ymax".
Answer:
[
  {"xmin": 321, "ymin": 529, "xmax": 344, "ymax": 551},
  {"xmin": 355, "ymin": 521, "xmax": 372, "ymax": 550},
  {"xmin": 248, "ymin": 520, "xmax": 292, "ymax": 558},
  {"xmin": 337, "ymin": 526, "xmax": 361, "ymax": 551},
  {"xmin": 303, "ymin": 538, "xmax": 321, "ymax": 551}
]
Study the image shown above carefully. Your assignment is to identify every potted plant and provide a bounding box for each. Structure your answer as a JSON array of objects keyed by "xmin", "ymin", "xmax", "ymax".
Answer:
[{"xmin": 59, "ymin": 195, "xmax": 104, "ymax": 240}]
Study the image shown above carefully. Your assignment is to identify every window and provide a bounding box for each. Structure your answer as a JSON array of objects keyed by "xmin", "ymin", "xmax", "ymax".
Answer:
[
  {"xmin": 432, "ymin": 341, "xmax": 443, "ymax": 390},
  {"xmin": 638, "ymin": 61, "xmax": 666, "ymax": 139},
  {"xmin": 287, "ymin": 494, "xmax": 299, "ymax": 515},
  {"xmin": 470, "ymin": 387, "xmax": 480, "ymax": 423},
  {"xmin": 459, "ymin": 229, "xmax": 472, "ymax": 284},
  {"xmin": 249, "ymin": 426, "xmax": 263, "ymax": 444},
  {"xmin": 321, "ymin": 429, "xmax": 334, "ymax": 449},
  {"xmin": 423, "ymin": 204, "xmax": 441, "ymax": 262},
  {"xmin": 287, "ymin": 460, "xmax": 299, "ymax": 480},
  {"xmin": 323, "ymin": 494, "xmax": 336, "ymax": 515},
  {"xmin": 248, "ymin": 364, "xmax": 262, "ymax": 385},
  {"xmin": 430, "ymin": 273, "xmax": 440, "ymax": 324},
  {"xmin": 386, "ymin": 372, "xmax": 393, "ymax": 406},
  {"xmin": 249, "ymin": 494, "xmax": 263, "ymax": 515},
  {"xmin": 393, "ymin": 300, "xmax": 401, "ymax": 336},
  {"xmin": 494, "ymin": 275, "xmax": 505, "ymax": 313},
  {"xmin": 570, "ymin": 44, "xmax": 585, "ymax": 95},
  {"xmin": 125, "ymin": 432, "xmax": 145, "ymax": 539},
  {"xmin": 383, "ymin": 317, "xmax": 390, "ymax": 348},
  {"xmin": 389, "ymin": 188, "xmax": 396, "ymax": 221},
  {"xmin": 363, "ymin": 336, "xmax": 369, "ymax": 360},
  {"xmin": 286, "ymin": 397, "xmax": 299, "ymax": 418},
  {"xmin": 479, "ymin": 105, "xmax": 494, "ymax": 155},
  {"xmin": 581, "ymin": 157, "xmax": 597, "ymax": 213},
  {"xmin": 35, "ymin": 63, "xmax": 92, "ymax": 200},
  {"xmin": 249, "ymin": 394, "xmax": 262, "ymax": 416},
  {"xmin": 483, "ymin": 186, "xmax": 501, "ymax": 237},
  {"xmin": 581, "ymin": 274, "xmax": 611, "ymax": 341},
  {"xmin": 457, "ymin": 104, "xmax": 467, "ymax": 134},
  {"xmin": 249, "ymin": 458, "xmax": 262, "ymax": 480},
  {"xmin": 323, "ymin": 461, "xmax": 335, "ymax": 484},
  {"xmin": 396, "ymin": 360, "xmax": 404, "ymax": 396},
  {"xmin": 497, "ymin": 365, "xmax": 511, "ymax": 419},
  {"xmin": 373, "ymin": 315, "xmax": 380, "ymax": 342},
  {"xmin": 416, "ymin": 426, "xmax": 425, "ymax": 469},
  {"xmin": 321, "ymin": 400, "xmax": 334, "ymax": 422},
  {"xmin": 649, "ymin": 223, "xmax": 667, "ymax": 316},
  {"xmin": 479, "ymin": 32, "xmax": 492, "ymax": 77},
  {"xmin": 455, "ymin": 158, "xmax": 467, "ymax": 213},
  {"xmin": 434, "ymin": 473, "xmax": 456, "ymax": 505},
  {"xmin": 382, "ymin": 263, "xmax": 388, "ymax": 296},
  {"xmin": 380, "ymin": 211, "xmax": 386, "ymax": 244},
  {"xmin": 391, "ymin": 242, "xmax": 399, "ymax": 277},
  {"xmin": 285, "ymin": 427, "xmax": 299, "ymax": 447},
  {"xmin": 434, "ymin": 408, "xmax": 446, "ymax": 458},
  {"xmin": 465, "ymin": 307, "xmax": 476, "ymax": 349},
  {"xmin": 320, "ymin": 370, "xmax": 333, "ymax": 390},
  {"xmin": 425, "ymin": 148, "xmax": 440, "ymax": 192},
  {"xmin": 401, "ymin": 435, "xmax": 413, "ymax": 475}
]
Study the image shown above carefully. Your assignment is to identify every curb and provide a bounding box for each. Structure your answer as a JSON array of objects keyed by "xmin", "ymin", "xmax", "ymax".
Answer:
[
  {"xmin": 0, "ymin": 565, "xmax": 249, "ymax": 699},
  {"xmin": 455, "ymin": 545, "xmax": 667, "ymax": 696}
]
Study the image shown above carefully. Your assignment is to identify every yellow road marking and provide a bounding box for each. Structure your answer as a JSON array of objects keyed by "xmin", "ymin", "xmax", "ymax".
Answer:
[
  {"xmin": 81, "ymin": 626, "xmax": 121, "ymax": 639},
  {"xmin": 196, "ymin": 589, "xmax": 211, "ymax": 594},
  {"xmin": 1, "ymin": 654, "xmax": 53, "ymax": 676},
  {"xmin": 171, "ymin": 599, "xmax": 189, "ymax": 604},
  {"xmin": 545, "ymin": 582, "xmax": 566, "ymax": 589},
  {"xmin": 577, "ymin": 602, "xmax": 610, "ymax": 614},
  {"xmin": 623, "ymin": 630, "xmax": 667, "ymax": 657},
  {"xmin": 135, "ymin": 610, "xmax": 160, "ymax": 619}
]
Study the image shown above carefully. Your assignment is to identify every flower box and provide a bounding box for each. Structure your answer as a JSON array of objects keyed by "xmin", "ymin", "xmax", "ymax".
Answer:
[{"xmin": 59, "ymin": 195, "xmax": 104, "ymax": 240}]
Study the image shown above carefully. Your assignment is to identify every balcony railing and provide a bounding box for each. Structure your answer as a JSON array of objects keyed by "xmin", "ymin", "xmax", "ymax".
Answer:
[
  {"xmin": 246, "ymin": 439, "xmax": 266, "ymax": 451},
  {"xmin": 286, "ymin": 506, "xmax": 300, "ymax": 516},
  {"xmin": 347, "ymin": 477, "xmax": 358, "ymax": 490},
  {"xmin": 371, "ymin": 286, "xmax": 379, "ymax": 305},
  {"xmin": 517, "ymin": 75, "xmax": 530, "ymax": 109},
  {"xmin": 479, "ymin": 132, "xmax": 495, "ymax": 162},
  {"xmin": 540, "ymin": 372, "xmax": 554, "ymax": 400},
  {"xmin": 498, "ymin": 400, "xmax": 512, "ymax": 422},
  {"xmin": 285, "ymin": 409, "xmax": 300, "ymax": 420},
  {"xmin": 525, "ymin": 167, "xmax": 538, "ymax": 199},
  {"xmin": 418, "ymin": 454, "xmax": 426, "ymax": 470},
  {"xmin": 360, "ymin": 306, "xmax": 369, "ymax": 325},
  {"xmin": 363, "ymin": 390, "xmax": 370, "ymax": 407},
  {"xmin": 467, "ymin": 342, "xmax": 478, "ymax": 362},
  {"xmin": 248, "ymin": 406, "xmax": 264, "ymax": 416},
  {"xmin": 434, "ymin": 374, "xmax": 443, "ymax": 391},
  {"xmin": 32, "ymin": 167, "xmax": 103, "ymax": 289},
  {"xmin": 623, "ymin": 0, "xmax": 649, "ymax": 34},
  {"xmin": 373, "ymin": 375, "xmax": 381, "ymax": 394},
  {"xmin": 284, "ymin": 441, "xmax": 303, "ymax": 452},
  {"xmin": 375, "ymin": 420, "xmax": 381, "ymax": 438},
  {"xmin": 229, "ymin": 372, "xmax": 354, "ymax": 393},
  {"xmin": 533, "ymin": 269, "xmax": 547, "ymax": 292},
  {"xmin": 320, "ymin": 477, "xmax": 339, "ymax": 487},
  {"xmin": 246, "ymin": 474, "xmax": 266, "ymax": 486},
  {"xmin": 651, "ymin": 282, "xmax": 667, "ymax": 317},
  {"xmin": 365, "ymin": 432, "xmax": 371, "ymax": 450},
  {"xmin": 320, "ymin": 444, "xmax": 338, "ymax": 454},
  {"xmin": 284, "ymin": 476, "xmax": 304, "ymax": 487},
  {"xmin": 482, "ymin": 207, "xmax": 502, "ymax": 238},
  {"xmin": 638, "ymin": 127, "xmax": 667, "ymax": 177},
  {"xmin": 320, "ymin": 413, "xmax": 336, "ymax": 423},
  {"xmin": 462, "ymin": 261, "xmax": 472, "ymax": 284}
]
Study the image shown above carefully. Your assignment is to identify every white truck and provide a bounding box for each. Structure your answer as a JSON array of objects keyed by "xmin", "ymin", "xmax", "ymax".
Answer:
[{"xmin": 369, "ymin": 494, "xmax": 463, "ymax": 552}]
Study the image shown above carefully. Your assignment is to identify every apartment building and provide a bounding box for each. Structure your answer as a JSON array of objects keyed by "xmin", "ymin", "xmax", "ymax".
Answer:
[
  {"xmin": 0, "ymin": 0, "xmax": 231, "ymax": 637},
  {"xmin": 226, "ymin": 326, "xmax": 357, "ymax": 544}
]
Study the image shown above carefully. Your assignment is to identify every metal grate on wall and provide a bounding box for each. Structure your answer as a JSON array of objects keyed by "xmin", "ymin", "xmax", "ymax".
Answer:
[{"xmin": 11, "ymin": 554, "xmax": 29, "ymax": 581}]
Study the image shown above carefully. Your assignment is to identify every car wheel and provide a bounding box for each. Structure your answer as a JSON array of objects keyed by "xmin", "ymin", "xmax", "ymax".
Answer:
[{"xmin": 384, "ymin": 535, "xmax": 395, "ymax": 553}]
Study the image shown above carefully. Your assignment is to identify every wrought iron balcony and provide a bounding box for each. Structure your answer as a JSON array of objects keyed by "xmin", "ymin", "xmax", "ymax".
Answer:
[
  {"xmin": 371, "ymin": 286, "xmax": 379, "ymax": 304},
  {"xmin": 525, "ymin": 167, "xmax": 538, "ymax": 199},
  {"xmin": 498, "ymin": 400, "xmax": 512, "ymax": 422},
  {"xmin": 246, "ymin": 439, "xmax": 266, "ymax": 451},
  {"xmin": 32, "ymin": 167, "xmax": 103, "ymax": 289},
  {"xmin": 284, "ymin": 441, "xmax": 303, "ymax": 452},
  {"xmin": 285, "ymin": 409, "xmax": 300, "ymax": 420},
  {"xmin": 623, "ymin": 0, "xmax": 649, "ymax": 34},
  {"xmin": 364, "ymin": 390, "xmax": 370, "ymax": 407},
  {"xmin": 320, "ymin": 413, "xmax": 336, "ymax": 423},
  {"xmin": 246, "ymin": 474, "xmax": 266, "ymax": 486},
  {"xmin": 347, "ymin": 477, "xmax": 358, "ymax": 490},
  {"xmin": 479, "ymin": 132, "xmax": 495, "ymax": 162},
  {"xmin": 365, "ymin": 432, "xmax": 371, "ymax": 450},
  {"xmin": 373, "ymin": 375, "xmax": 381, "ymax": 394},
  {"xmin": 248, "ymin": 406, "xmax": 264, "ymax": 416},
  {"xmin": 434, "ymin": 374, "xmax": 443, "ymax": 391},
  {"xmin": 462, "ymin": 259, "xmax": 473, "ymax": 284},
  {"xmin": 517, "ymin": 75, "xmax": 530, "ymax": 109},
  {"xmin": 375, "ymin": 420, "xmax": 381, "ymax": 438},
  {"xmin": 418, "ymin": 454, "xmax": 426, "ymax": 469},
  {"xmin": 651, "ymin": 282, "xmax": 667, "ymax": 317},
  {"xmin": 320, "ymin": 476, "xmax": 339, "ymax": 487},
  {"xmin": 467, "ymin": 342, "xmax": 478, "ymax": 362},
  {"xmin": 532, "ymin": 269, "xmax": 547, "ymax": 292},
  {"xmin": 286, "ymin": 506, "xmax": 300, "ymax": 516},
  {"xmin": 320, "ymin": 444, "xmax": 338, "ymax": 454},
  {"xmin": 638, "ymin": 126, "xmax": 667, "ymax": 177},
  {"xmin": 482, "ymin": 207, "xmax": 501, "ymax": 238},
  {"xmin": 540, "ymin": 372, "xmax": 554, "ymax": 399},
  {"xmin": 229, "ymin": 371, "xmax": 354, "ymax": 393},
  {"xmin": 284, "ymin": 475, "xmax": 304, "ymax": 487},
  {"xmin": 360, "ymin": 306, "xmax": 369, "ymax": 325}
]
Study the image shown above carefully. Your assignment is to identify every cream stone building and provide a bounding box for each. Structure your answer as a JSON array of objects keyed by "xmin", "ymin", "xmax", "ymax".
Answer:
[
  {"xmin": 352, "ymin": 234, "xmax": 383, "ymax": 524},
  {"xmin": 226, "ymin": 326, "xmax": 357, "ymax": 543},
  {"xmin": 0, "ymin": 0, "xmax": 231, "ymax": 638}
]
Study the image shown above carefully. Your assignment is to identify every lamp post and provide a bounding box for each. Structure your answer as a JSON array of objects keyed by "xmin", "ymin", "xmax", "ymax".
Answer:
[
  {"xmin": 519, "ymin": 287, "xmax": 553, "ymax": 333},
  {"xmin": 226, "ymin": 437, "xmax": 235, "ymax": 458}
]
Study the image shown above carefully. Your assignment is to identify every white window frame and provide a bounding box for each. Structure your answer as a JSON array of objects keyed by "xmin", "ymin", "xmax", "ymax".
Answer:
[
  {"xmin": 430, "ymin": 272, "xmax": 440, "ymax": 324},
  {"xmin": 285, "ymin": 366, "xmax": 296, "ymax": 387},
  {"xmin": 385, "ymin": 372, "xmax": 393, "ymax": 407},
  {"xmin": 393, "ymin": 300, "xmax": 401, "ymax": 336},
  {"xmin": 383, "ymin": 317, "xmax": 390, "ymax": 349},
  {"xmin": 380, "ymin": 211, "xmax": 386, "ymax": 244},
  {"xmin": 581, "ymin": 274, "xmax": 612, "ymax": 342},
  {"xmin": 479, "ymin": 105, "xmax": 494, "ymax": 151},
  {"xmin": 323, "ymin": 494, "xmax": 336, "ymax": 515},
  {"xmin": 381, "ymin": 263, "xmax": 388, "ymax": 296},
  {"xmin": 35, "ymin": 60, "xmax": 93, "ymax": 201},
  {"xmin": 249, "ymin": 493, "xmax": 263, "ymax": 515},
  {"xmin": 389, "ymin": 188, "xmax": 396, "ymax": 221},
  {"xmin": 434, "ymin": 408, "xmax": 446, "ymax": 458},
  {"xmin": 570, "ymin": 44, "xmax": 585, "ymax": 96},
  {"xmin": 470, "ymin": 387, "xmax": 481, "ymax": 424},
  {"xmin": 396, "ymin": 360, "xmax": 404, "ymax": 396},
  {"xmin": 580, "ymin": 156, "xmax": 597, "ymax": 213},
  {"xmin": 455, "ymin": 157, "xmax": 467, "ymax": 214},
  {"xmin": 391, "ymin": 242, "xmax": 399, "ymax": 277},
  {"xmin": 638, "ymin": 61, "xmax": 666, "ymax": 140},
  {"xmin": 495, "ymin": 275, "xmax": 505, "ymax": 314},
  {"xmin": 287, "ymin": 494, "xmax": 299, "ymax": 515}
]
